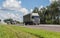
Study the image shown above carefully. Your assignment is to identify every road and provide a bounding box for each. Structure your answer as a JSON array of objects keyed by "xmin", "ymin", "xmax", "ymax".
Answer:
[{"xmin": 24, "ymin": 25, "xmax": 60, "ymax": 32}]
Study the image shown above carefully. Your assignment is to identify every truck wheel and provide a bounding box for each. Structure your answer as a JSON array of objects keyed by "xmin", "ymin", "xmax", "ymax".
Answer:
[
  {"xmin": 25, "ymin": 23, "xmax": 27, "ymax": 25},
  {"xmin": 34, "ymin": 23, "xmax": 36, "ymax": 25},
  {"xmin": 38, "ymin": 24, "xmax": 39, "ymax": 25}
]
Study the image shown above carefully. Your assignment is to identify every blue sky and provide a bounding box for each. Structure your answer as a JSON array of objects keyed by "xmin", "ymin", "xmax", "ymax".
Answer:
[
  {"xmin": 0, "ymin": 0, "xmax": 51, "ymax": 22},
  {"xmin": 21, "ymin": 0, "xmax": 50, "ymax": 9}
]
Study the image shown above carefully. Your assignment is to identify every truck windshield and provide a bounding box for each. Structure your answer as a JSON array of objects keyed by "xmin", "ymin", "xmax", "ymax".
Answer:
[{"xmin": 32, "ymin": 16, "xmax": 39, "ymax": 18}]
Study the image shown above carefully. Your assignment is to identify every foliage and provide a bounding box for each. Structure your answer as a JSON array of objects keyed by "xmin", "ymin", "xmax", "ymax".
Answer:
[
  {"xmin": 4, "ymin": 18, "xmax": 13, "ymax": 24},
  {"xmin": 32, "ymin": 7, "xmax": 39, "ymax": 13},
  {"xmin": 4, "ymin": 18, "xmax": 20, "ymax": 24},
  {"xmin": 32, "ymin": 2, "xmax": 60, "ymax": 24}
]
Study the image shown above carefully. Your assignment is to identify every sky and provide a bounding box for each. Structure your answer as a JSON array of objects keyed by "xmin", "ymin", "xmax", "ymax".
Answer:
[{"xmin": 0, "ymin": 0, "xmax": 58, "ymax": 22}]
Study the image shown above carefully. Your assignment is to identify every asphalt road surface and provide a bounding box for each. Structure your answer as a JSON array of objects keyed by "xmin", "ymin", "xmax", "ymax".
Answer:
[{"xmin": 24, "ymin": 24, "xmax": 60, "ymax": 32}]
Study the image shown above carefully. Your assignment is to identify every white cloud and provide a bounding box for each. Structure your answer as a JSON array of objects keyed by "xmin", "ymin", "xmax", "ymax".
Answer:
[
  {"xmin": 20, "ymin": 8, "xmax": 29, "ymax": 15},
  {"xmin": 30, "ymin": 9, "xmax": 33, "ymax": 12},
  {"xmin": 39, "ymin": 5, "xmax": 43, "ymax": 10},
  {"xmin": 0, "ymin": 12, "xmax": 22, "ymax": 21},
  {"xmin": 3, "ymin": 0, "xmax": 21, "ymax": 8},
  {"xmin": 0, "ymin": 0, "xmax": 30, "ymax": 22},
  {"xmin": 0, "ymin": 7, "xmax": 2, "ymax": 9},
  {"xmin": 3, "ymin": 0, "xmax": 29, "ymax": 15},
  {"xmin": 19, "ymin": 1, "xmax": 21, "ymax": 4},
  {"xmin": 6, "ymin": 13, "xmax": 20, "ymax": 19}
]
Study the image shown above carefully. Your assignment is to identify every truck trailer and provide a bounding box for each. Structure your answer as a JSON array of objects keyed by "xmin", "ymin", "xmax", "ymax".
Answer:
[{"xmin": 23, "ymin": 13, "xmax": 40, "ymax": 25}]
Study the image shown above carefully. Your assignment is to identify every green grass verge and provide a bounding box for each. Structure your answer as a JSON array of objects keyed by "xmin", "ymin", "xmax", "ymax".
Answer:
[
  {"xmin": 10, "ymin": 25, "xmax": 60, "ymax": 38},
  {"xmin": 0, "ymin": 24, "xmax": 60, "ymax": 38},
  {"xmin": 0, "ymin": 24, "xmax": 38, "ymax": 38}
]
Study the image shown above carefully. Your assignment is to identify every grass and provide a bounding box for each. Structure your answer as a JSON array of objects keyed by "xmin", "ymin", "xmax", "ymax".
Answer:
[
  {"xmin": 0, "ymin": 24, "xmax": 60, "ymax": 38},
  {"xmin": 0, "ymin": 24, "xmax": 38, "ymax": 38}
]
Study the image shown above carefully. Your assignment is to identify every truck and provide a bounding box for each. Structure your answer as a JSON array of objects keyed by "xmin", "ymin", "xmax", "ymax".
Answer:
[{"xmin": 23, "ymin": 13, "xmax": 40, "ymax": 25}]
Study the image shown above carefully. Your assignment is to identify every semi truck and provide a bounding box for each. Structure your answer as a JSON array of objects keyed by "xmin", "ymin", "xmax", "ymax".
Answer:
[{"xmin": 23, "ymin": 13, "xmax": 40, "ymax": 25}]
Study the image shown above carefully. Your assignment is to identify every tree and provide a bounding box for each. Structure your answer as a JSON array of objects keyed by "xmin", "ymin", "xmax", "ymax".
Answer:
[
  {"xmin": 0, "ymin": 19, "xmax": 1, "ymax": 22},
  {"xmin": 32, "ymin": 7, "xmax": 39, "ymax": 13},
  {"xmin": 38, "ymin": 7, "xmax": 47, "ymax": 24},
  {"xmin": 49, "ymin": 2, "xmax": 60, "ymax": 24},
  {"xmin": 32, "ymin": 2, "xmax": 60, "ymax": 24},
  {"xmin": 4, "ymin": 18, "xmax": 14, "ymax": 24},
  {"xmin": 4, "ymin": 18, "xmax": 21, "ymax": 24}
]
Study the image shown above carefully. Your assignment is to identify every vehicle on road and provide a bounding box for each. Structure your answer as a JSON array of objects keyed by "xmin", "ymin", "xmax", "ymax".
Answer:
[{"xmin": 23, "ymin": 13, "xmax": 40, "ymax": 25}]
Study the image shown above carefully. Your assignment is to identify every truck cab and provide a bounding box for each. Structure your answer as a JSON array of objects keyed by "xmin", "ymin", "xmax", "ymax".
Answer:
[{"xmin": 31, "ymin": 13, "xmax": 40, "ymax": 25}]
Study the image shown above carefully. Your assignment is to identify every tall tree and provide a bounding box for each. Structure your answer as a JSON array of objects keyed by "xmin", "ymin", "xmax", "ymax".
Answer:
[
  {"xmin": 32, "ymin": 7, "xmax": 39, "ymax": 13},
  {"xmin": 50, "ymin": 2, "xmax": 59, "ymax": 24},
  {"xmin": 38, "ymin": 7, "xmax": 47, "ymax": 24}
]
